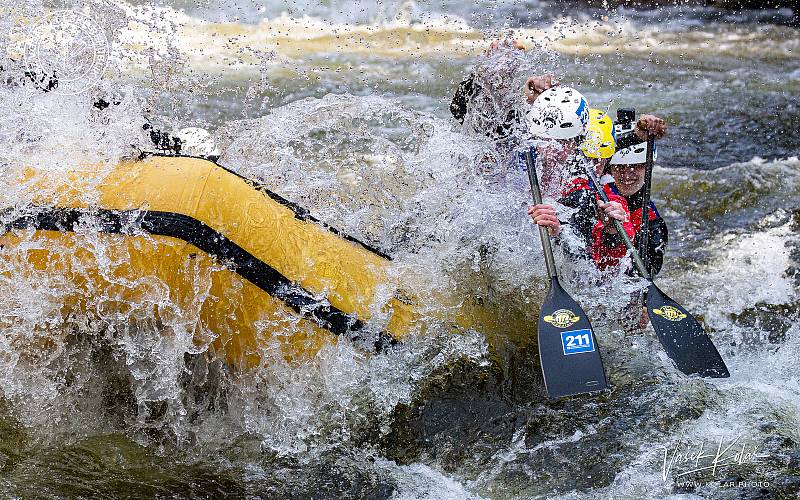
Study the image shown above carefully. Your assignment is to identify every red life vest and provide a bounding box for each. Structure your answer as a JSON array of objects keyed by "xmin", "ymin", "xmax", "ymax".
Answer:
[{"xmin": 562, "ymin": 178, "xmax": 636, "ymax": 270}]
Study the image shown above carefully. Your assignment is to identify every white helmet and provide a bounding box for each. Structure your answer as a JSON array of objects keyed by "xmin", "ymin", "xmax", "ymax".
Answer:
[
  {"xmin": 526, "ymin": 86, "xmax": 590, "ymax": 140},
  {"xmin": 175, "ymin": 127, "xmax": 220, "ymax": 160},
  {"xmin": 609, "ymin": 141, "xmax": 657, "ymax": 165}
]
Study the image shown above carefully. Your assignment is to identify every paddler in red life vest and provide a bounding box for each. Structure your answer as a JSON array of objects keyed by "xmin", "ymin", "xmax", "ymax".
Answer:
[
  {"xmin": 602, "ymin": 110, "xmax": 669, "ymax": 276},
  {"xmin": 578, "ymin": 108, "xmax": 668, "ymax": 271},
  {"xmin": 524, "ymin": 87, "xmax": 636, "ymax": 269}
]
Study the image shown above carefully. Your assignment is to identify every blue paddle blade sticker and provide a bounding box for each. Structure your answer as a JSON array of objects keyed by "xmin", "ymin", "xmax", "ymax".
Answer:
[{"xmin": 561, "ymin": 329, "xmax": 595, "ymax": 355}]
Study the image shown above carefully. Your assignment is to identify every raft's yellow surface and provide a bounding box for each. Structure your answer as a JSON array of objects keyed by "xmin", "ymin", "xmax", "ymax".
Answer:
[{"xmin": 0, "ymin": 156, "xmax": 420, "ymax": 368}]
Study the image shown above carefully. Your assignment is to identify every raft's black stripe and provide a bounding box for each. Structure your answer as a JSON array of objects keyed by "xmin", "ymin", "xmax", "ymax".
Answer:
[
  {"xmin": 139, "ymin": 152, "xmax": 392, "ymax": 260},
  {"xmin": 4, "ymin": 207, "xmax": 397, "ymax": 352}
]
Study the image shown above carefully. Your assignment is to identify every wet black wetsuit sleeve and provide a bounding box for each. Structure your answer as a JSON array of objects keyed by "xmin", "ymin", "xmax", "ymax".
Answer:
[
  {"xmin": 24, "ymin": 69, "xmax": 58, "ymax": 92},
  {"xmin": 1, "ymin": 62, "xmax": 58, "ymax": 92},
  {"xmin": 623, "ymin": 185, "xmax": 669, "ymax": 277},
  {"xmin": 558, "ymin": 189, "xmax": 597, "ymax": 251},
  {"xmin": 450, "ymin": 74, "xmax": 477, "ymax": 123},
  {"xmin": 450, "ymin": 73, "xmax": 520, "ymax": 140},
  {"xmin": 2, "ymin": 63, "xmax": 183, "ymax": 155}
]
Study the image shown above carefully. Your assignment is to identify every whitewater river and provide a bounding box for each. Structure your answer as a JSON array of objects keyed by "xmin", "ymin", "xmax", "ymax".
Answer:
[{"xmin": 0, "ymin": 1, "xmax": 798, "ymax": 498}]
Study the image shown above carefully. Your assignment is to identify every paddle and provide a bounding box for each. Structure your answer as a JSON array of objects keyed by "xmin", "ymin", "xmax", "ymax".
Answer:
[
  {"xmin": 581, "ymin": 136, "xmax": 729, "ymax": 378},
  {"xmin": 638, "ymin": 136, "xmax": 655, "ymax": 269},
  {"xmin": 523, "ymin": 148, "xmax": 608, "ymax": 398}
]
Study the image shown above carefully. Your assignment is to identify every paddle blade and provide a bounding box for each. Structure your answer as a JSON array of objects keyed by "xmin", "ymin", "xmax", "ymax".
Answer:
[
  {"xmin": 538, "ymin": 280, "xmax": 608, "ymax": 398},
  {"xmin": 646, "ymin": 283, "xmax": 730, "ymax": 378}
]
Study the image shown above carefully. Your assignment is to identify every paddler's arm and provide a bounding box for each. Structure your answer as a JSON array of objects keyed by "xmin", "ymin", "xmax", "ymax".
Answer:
[
  {"xmin": 595, "ymin": 199, "xmax": 628, "ymax": 235},
  {"xmin": 451, "ymin": 39, "xmax": 536, "ymax": 135},
  {"xmin": 451, "ymin": 38, "xmax": 524, "ymax": 123},
  {"xmin": 142, "ymin": 121, "xmax": 183, "ymax": 155},
  {"xmin": 450, "ymin": 73, "xmax": 476, "ymax": 124},
  {"xmin": 631, "ymin": 115, "xmax": 668, "ymax": 275},
  {"xmin": 563, "ymin": 188, "xmax": 599, "ymax": 242},
  {"xmin": 1, "ymin": 58, "xmax": 58, "ymax": 92}
]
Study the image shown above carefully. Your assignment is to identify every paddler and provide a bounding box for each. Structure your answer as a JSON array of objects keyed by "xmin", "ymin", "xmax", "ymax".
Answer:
[
  {"xmin": 523, "ymin": 86, "xmax": 637, "ymax": 269},
  {"xmin": 603, "ymin": 110, "xmax": 669, "ymax": 276},
  {"xmin": 449, "ymin": 38, "xmax": 562, "ymax": 177},
  {"xmin": 576, "ymin": 107, "xmax": 668, "ymax": 271}
]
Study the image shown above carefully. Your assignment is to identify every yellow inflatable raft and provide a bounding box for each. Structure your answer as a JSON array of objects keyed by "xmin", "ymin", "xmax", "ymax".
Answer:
[{"xmin": 0, "ymin": 155, "xmax": 427, "ymax": 369}]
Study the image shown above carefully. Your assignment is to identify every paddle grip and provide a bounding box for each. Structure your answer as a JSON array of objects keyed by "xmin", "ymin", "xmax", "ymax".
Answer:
[{"xmin": 523, "ymin": 149, "xmax": 559, "ymax": 280}]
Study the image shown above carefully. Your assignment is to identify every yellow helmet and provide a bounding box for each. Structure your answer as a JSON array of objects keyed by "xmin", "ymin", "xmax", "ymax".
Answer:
[{"xmin": 580, "ymin": 108, "xmax": 616, "ymax": 159}]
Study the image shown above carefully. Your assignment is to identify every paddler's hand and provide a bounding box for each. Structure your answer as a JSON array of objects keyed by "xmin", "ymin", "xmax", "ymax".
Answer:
[
  {"xmin": 597, "ymin": 200, "xmax": 626, "ymax": 234},
  {"xmin": 635, "ymin": 114, "xmax": 667, "ymax": 140},
  {"xmin": 524, "ymin": 74, "xmax": 559, "ymax": 103},
  {"xmin": 486, "ymin": 38, "xmax": 525, "ymax": 56},
  {"xmin": 528, "ymin": 203, "xmax": 561, "ymax": 236}
]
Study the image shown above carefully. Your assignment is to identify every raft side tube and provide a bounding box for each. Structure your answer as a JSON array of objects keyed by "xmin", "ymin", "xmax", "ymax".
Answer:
[{"xmin": 1, "ymin": 156, "xmax": 420, "ymax": 368}]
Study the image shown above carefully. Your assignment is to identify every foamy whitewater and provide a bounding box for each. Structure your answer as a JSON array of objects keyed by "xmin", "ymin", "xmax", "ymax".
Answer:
[{"xmin": 0, "ymin": 0, "xmax": 798, "ymax": 498}]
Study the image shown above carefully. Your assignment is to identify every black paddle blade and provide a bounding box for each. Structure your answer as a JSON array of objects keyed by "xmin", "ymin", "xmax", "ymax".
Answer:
[
  {"xmin": 538, "ymin": 280, "xmax": 608, "ymax": 397},
  {"xmin": 646, "ymin": 283, "xmax": 730, "ymax": 378}
]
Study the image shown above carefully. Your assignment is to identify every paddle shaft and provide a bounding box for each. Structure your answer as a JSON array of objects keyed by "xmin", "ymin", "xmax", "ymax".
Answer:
[
  {"xmin": 524, "ymin": 148, "xmax": 610, "ymax": 395},
  {"xmin": 523, "ymin": 150, "xmax": 558, "ymax": 280},
  {"xmin": 639, "ymin": 135, "xmax": 656, "ymax": 269},
  {"xmin": 580, "ymin": 164, "xmax": 651, "ymax": 278}
]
